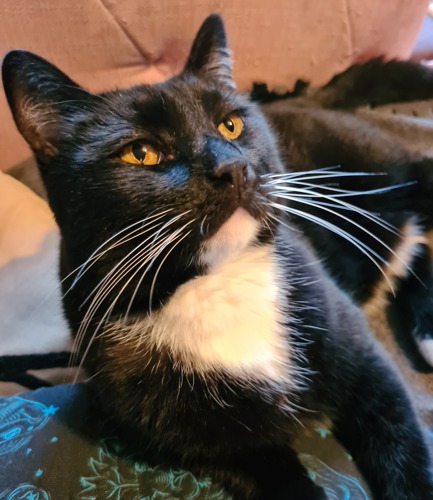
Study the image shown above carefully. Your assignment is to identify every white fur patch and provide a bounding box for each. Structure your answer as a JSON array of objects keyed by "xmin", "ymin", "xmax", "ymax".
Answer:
[
  {"xmin": 152, "ymin": 245, "xmax": 292, "ymax": 383},
  {"xmin": 416, "ymin": 338, "xmax": 433, "ymax": 366},
  {"xmin": 119, "ymin": 244, "xmax": 295, "ymax": 387},
  {"xmin": 363, "ymin": 219, "xmax": 426, "ymax": 315},
  {"xmin": 199, "ymin": 208, "xmax": 260, "ymax": 270}
]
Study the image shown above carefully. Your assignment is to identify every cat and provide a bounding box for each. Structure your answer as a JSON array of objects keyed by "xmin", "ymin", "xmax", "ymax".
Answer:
[
  {"xmin": 3, "ymin": 13, "xmax": 433, "ymax": 500},
  {"xmin": 259, "ymin": 60, "xmax": 433, "ymax": 368}
]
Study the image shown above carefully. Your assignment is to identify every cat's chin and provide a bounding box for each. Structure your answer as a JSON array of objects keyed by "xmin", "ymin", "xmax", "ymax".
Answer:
[{"xmin": 199, "ymin": 208, "xmax": 260, "ymax": 270}]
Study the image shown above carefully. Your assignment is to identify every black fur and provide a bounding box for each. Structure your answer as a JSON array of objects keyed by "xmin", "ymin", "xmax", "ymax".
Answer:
[
  {"xmin": 3, "ymin": 14, "xmax": 433, "ymax": 500},
  {"xmin": 261, "ymin": 67, "xmax": 433, "ymax": 359}
]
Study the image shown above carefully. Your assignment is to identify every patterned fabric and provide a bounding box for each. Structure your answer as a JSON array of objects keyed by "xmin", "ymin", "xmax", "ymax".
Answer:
[{"xmin": 0, "ymin": 384, "xmax": 373, "ymax": 499}]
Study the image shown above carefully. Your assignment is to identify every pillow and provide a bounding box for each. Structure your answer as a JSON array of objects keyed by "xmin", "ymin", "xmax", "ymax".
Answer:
[{"xmin": 0, "ymin": 171, "xmax": 71, "ymax": 394}]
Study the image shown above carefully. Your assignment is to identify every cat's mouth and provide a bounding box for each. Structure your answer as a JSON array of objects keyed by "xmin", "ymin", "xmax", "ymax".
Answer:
[
  {"xmin": 199, "ymin": 207, "xmax": 261, "ymax": 269},
  {"xmin": 197, "ymin": 179, "xmax": 275, "ymax": 270},
  {"xmin": 202, "ymin": 180, "xmax": 269, "ymax": 237}
]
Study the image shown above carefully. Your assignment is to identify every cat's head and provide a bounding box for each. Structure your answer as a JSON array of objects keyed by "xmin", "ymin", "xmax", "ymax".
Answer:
[{"xmin": 2, "ymin": 15, "xmax": 284, "ymax": 317}]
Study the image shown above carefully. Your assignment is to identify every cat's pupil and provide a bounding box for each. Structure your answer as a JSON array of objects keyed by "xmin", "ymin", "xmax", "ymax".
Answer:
[
  {"xmin": 224, "ymin": 117, "xmax": 235, "ymax": 133},
  {"xmin": 132, "ymin": 143, "xmax": 146, "ymax": 162}
]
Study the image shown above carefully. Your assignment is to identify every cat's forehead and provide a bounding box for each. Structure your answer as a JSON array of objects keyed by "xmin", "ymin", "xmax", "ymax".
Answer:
[{"xmin": 106, "ymin": 75, "xmax": 248, "ymax": 128}]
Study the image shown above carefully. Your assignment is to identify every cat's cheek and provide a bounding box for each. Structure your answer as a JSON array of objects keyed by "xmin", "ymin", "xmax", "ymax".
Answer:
[{"xmin": 199, "ymin": 207, "xmax": 259, "ymax": 270}]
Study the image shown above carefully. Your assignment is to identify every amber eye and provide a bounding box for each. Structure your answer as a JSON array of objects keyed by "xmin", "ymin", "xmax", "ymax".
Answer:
[
  {"xmin": 120, "ymin": 142, "xmax": 162, "ymax": 165},
  {"xmin": 217, "ymin": 114, "xmax": 243, "ymax": 140}
]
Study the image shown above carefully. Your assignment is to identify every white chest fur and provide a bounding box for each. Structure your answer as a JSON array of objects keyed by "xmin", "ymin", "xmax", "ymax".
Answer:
[{"xmin": 148, "ymin": 244, "xmax": 294, "ymax": 385}]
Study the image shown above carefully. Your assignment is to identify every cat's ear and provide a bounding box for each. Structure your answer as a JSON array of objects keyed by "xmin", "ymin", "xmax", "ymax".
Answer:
[
  {"xmin": 184, "ymin": 14, "xmax": 234, "ymax": 88},
  {"xmin": 2, "ymin": 50, "xmax": 94, "ymax": 157}
]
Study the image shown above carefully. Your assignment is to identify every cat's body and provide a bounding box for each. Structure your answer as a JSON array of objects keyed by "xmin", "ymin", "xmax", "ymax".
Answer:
[
  {"xmin": 3, "ymin": 14, "xmax": 433, "ymax": 499},
  {"xmin": 262, "ymin": 81, "xmax": 433, "ymax": 365}
]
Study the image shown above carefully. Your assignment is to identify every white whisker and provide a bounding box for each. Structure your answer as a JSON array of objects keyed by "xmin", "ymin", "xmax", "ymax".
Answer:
[
  {"xmin": 200, "ymin": 215, "xmax": 208, "ymax": 237},
  {"xmin": 263, "ymin": 171, "xmax": 417, "ymax": 284},
  {"xmin": 73, "ymin": 230, "xmax": 169, "ymax": 358},
  {"xmin": 63, "ymin": 209, "xmax": 172, "ymax": 292},
  {"xmin": 70, "ymin": 215, "xmax": 181, "ymax": 368},
  {"xmin": 269, "ymin": 201, "xmax": 395, "ymax": 293},
  {"xmin": 70, "ymin": 224, "xmax": 174, "ymax": 363},
  {"xmin": 271, "ymin": 192, "xmax": 400, "ymax": 261},
  {"xmin": 81, "ymin": 212, "xmax": 188, "ymax": 309},
  {"xmin": 125, "ymin": 220, "xmax": 195, "ymax": 318},
  {"xmin": 71, "ymin": 212, "xmax": 192, "ymax": 378},
  {"xmin": 148, "ymin": 227, "xmax": 194, "ymax": 311},
  {"xmin": 265, "ymin": 181, "xmax": 400, "ymax": 234},
  {"xmin": 286, "ymin": 179, "xmax": 415, "ymax": 199},
  {"xmin": 262, "ymin": 168, "xmax": 386, "ymax": 181}
]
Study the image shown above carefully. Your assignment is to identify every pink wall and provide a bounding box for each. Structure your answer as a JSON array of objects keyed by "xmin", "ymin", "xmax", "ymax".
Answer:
[{"xmin": 0, "ymin": 0, "xmax": 429, "ymax": 171}]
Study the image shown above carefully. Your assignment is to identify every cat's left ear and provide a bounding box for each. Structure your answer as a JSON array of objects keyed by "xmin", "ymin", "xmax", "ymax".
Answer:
[
  {"xmin": 183, "ymin": 14, "xmax": 235, "ymax": 88},
  {"xmin": 2, "ymin": 50, "xmax": 95, "ymax": 158}
]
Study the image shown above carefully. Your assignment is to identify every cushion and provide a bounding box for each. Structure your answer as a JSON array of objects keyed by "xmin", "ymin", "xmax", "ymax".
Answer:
[{"xmin": 0, "ymin": 171, "xmax": 71, "ymax": 394}]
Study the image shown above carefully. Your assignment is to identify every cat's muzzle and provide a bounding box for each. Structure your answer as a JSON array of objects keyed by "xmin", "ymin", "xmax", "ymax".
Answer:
[{"xmin": 212, "ymin": 159, "xmax": 256, "ymax": 205}]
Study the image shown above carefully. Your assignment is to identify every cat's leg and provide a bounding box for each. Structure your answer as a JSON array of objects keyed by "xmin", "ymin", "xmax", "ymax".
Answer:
[
  {"xmin": 327, "ymin": 342, "xmax": 433, "ymax": 500},
  {"xmin": 316, "ymin": 58, "xmax": 433, "ymax": 109},
  {"xmin": 395, "ymin": 244, "xmax": 433, "ymax": 366},
  {"xmin": 195, "ymin": 446, "xmax": 327, "ymax": 500}
]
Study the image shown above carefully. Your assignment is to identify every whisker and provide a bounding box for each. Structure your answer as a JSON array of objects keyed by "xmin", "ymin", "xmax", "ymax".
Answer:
[
  {"xmin": 70, "ymin": 223, "xmax": 174, "ymax": 362},
  {"xmin": 269, "ymin": 202, "xmax": 395, "ymax": 293},
  {"xmin": 265, "ymin": 206, "xmax": 301, "ymax": 234},
  {"xmin": 262, "ymin": 169, "xmax": 414, "ymax": 235},
  {"xmin": 268, "ymin": 187, "xmax": 398, "ymax": 235},
  {"xmin": 71, "ymin": 212, "xmax": 191, "ymax": 372},
  {"xmin": 73, "ymin": 224, "xmax": 191, "ymax": 382},
  {"xmin": 261, "ymin": 166, "xmax": 343, "ymax": 178},
  {"xmin": 263, "ymin": 168, "xmax": 387, "ymax": 181},
  {"xmin": 286, "ymin": 179, "xmax": 415, "ymax": 199},
  {"xmin": 69, "ymin": 217, "xmax": 178, "ymax": 368},
  {"xmin": 65, "ymin": 209, "xmax": 172, "ymax": 292},
  {"xmin": 71, "ymin": 224, "xmax": 175, "ymax": 362},
  {"xmin": 148, "ymin": 227, "xmax": 194, "ymax": 312},
  {"xmin": 80, "ymin": 212, "xmax": 187, "ymax": 309},
  {"xmin": 125, "ymin": 220, "xmax": 195, "ymax": 318},
  {"xmin": 265, "ymin": 174, "xmax": 418, "ymax": 283},
  {"xmin": 72, "ymin": 231, "xmax": 172, "ymax": 369},
  {"xmin": 274, "ymin": 193, "xmax": 400, "ymax": 261},
  {"xmin": 200, "ymin": 215, "xmax": 208, "ymax": 237},
  {"xmin": 270, "ymin": 202, "xmax": 386, "ymax": 264},
  {"xmin": 265, "ymin": 181, "xmax": 404, "ymax": 234}
]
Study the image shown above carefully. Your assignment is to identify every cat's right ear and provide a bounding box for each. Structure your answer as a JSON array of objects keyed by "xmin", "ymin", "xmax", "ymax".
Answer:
[
  {"xmin": 183, "ymin": 14, "xmax": 234, "ymax": 88},
  {"xmin": 2, "ymin": 50, "xmax": 94, "ymax": 158}
]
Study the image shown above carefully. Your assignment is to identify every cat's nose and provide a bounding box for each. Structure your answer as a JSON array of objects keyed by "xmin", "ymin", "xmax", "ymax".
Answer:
[{"xmin": 213, "ymin": 160, "xmax": 253, "ymax": 194}]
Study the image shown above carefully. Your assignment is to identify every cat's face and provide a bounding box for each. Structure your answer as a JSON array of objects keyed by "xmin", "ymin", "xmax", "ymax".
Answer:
[{"xmin": 2, "ymin": 15, "xmax": 284, "ymax": 317}]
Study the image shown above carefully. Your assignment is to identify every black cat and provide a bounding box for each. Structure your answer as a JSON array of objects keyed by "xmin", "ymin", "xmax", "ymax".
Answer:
[
  {"xmin": 3, "ymin": 14, "xmax": 433, "ymax": 500},
  {"xmin": 260, "ymin": 61, "xmax": 433, "ymax": 368}
]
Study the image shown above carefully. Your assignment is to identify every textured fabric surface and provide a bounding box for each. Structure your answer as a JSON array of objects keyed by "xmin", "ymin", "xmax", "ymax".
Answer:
[
  {"xmin": 0, "ymin": 384, "xmax": 374, "ymax": 499},
  {"xmin": 0, "ymin": 0, "xmax": 429, "ymax": 171}
]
